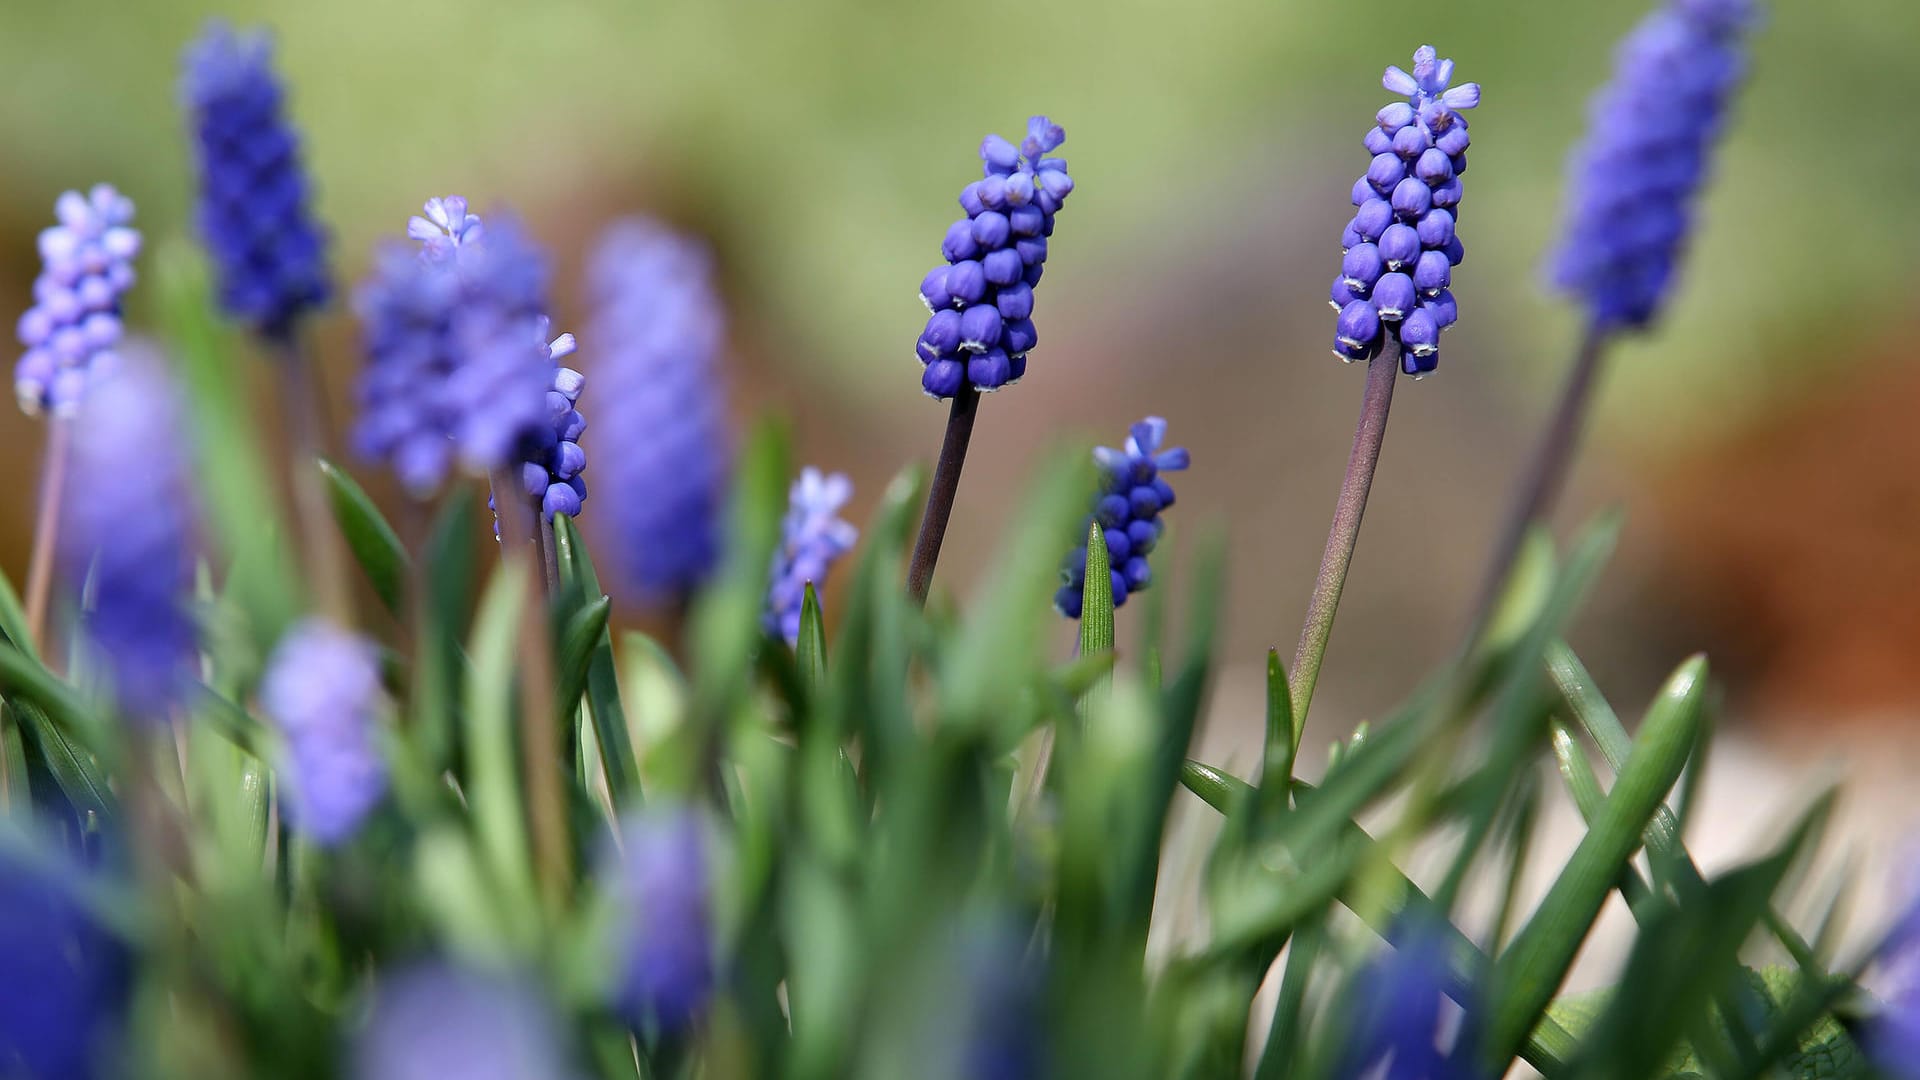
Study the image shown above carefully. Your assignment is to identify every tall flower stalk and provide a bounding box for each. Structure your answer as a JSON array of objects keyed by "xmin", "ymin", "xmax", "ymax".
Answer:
[
  {"xmin": 1472, "ymin": 0, "xmax": 1754, "ymax": 625},
  {"xmin": 906, "ymin": 117, "xmax": 1074, "ymax": 603},
  {"xmin": 1291, "ymin": 48, "xmax": 1480, "ymax": 724}
]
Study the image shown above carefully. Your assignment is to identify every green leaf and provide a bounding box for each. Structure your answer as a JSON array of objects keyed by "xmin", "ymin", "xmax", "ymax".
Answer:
[
  {"xmin": 0, "ymin": 572, "xmax": 39, "ymax": 661},
  {"xmin": 796, "ymin": 582, "xmax": 827, "ymax": 700},
  {"xmin": 1549, "ymin": 721, "xmax": 1656, "ymax": 918},
  {"xmin": 1487, "ymin": 654, "xmax": 1709, "ymax": 1063},
  {"xmin": 1254, "ymin": 649, "xmax": 1296, "ymax": 829},
  {"xmin": 553, "ymin": 594, "xmax": 613, "ymax": 723},
  {"xmin": 6, "ymin": 698, "xmax": 112, "ymax": 821},
  {"xmin": 1179, "ymin": 759, "xmax": 1252, "ymax": 814},
  {"xmin": 552, "ymin": 515, "xmax": 637, "ymax": 811},
  {"xmin": 687, "ymin": 423, "xmax": 790, "ymax": 743},
  {"xmin": 319, "ymin": 458, "xmax": 408, "ymax": 615},
  {"xmin": 1078, "ymin": 522, "xmax": 1115, "ymax": 661},
  {"xmin": 461, "ymin": 561, "xmax": 539, "ymax": 945}
]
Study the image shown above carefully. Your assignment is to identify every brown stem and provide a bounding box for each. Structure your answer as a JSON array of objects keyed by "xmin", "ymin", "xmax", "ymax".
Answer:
[
  {"xmin": 272, "ymin": 337, "xmax": 354, "ymax": 624},
  {"xmin": 24, "ymin": 418, "xmax": 71, "ymax": 652},
  {"xmin": 905, "ymin": 383, "xmax": 981, "ymax": 605}
]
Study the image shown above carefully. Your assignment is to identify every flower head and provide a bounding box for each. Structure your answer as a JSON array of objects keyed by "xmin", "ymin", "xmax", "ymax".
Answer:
[
  {"xmin": 353, "ymin": 198, "xmax": 558, "ymax": 496},
  {"xmin": 351, "ymin": 962, "xmax": 580, "ymax": 1080},
  {"xmin": 1333, "ymin": 48, "xmax": 1478, "ymax": 377},
  {"xmin": 606, "ymin": 808, "xmax": 716, "ymax": 1032},
  {"xmin": 59, "ymin": 353, "xmax": 198, "ymax": 720},
  {"xmin": 0, "ymin": 842, "xmax": 129, "ymax": 1079},
  {"xmin": 1335, "ymin": 917, "xmax": 1488, "ymax": 1079},
  {"xmin": 914, "ymin": 116, "xmax": 1074, "ymax": 399},
  {"xmin": 1548, "ymin": 0, "xmax": 1756, "ymax": 329},
  {"xmin": 587, "ymin": 218, "xmax": 732, "ymax": 604},
  {"xmin": 1054, "ymin": 417, "xmax": 1190, "ymax": 619},
  {"xmin": 764, "ymin": 468, "xmax": 859, "ymax": 644},
  {"xmin": 260, "ymin": 619, "xmax": 389, "ymax": 846},
  {"xmin": 13, "ymin": 185, "xmax": 140, "ymax": 416},
  {"xmin": 181, "ymin": 21, "xmax": 330, "ymax": 339}
]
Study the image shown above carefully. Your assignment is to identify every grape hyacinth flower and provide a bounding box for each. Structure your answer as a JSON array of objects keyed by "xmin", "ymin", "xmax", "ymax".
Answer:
[
  {"xmin": 914, "ymin": 116, "xmax": 1074, "ymax": 399},
  {"xmin": 587, "ymin": 218, "xmax": 731, "ymax": 604},
  {"xmin": 764, "ymin": 468, "xmax": 859, "ymax": 645},
  {"xmin": 1334, "ymin": 919, "xmax": 1488, "ymax": 1080},
  {"xmin": 0, "ymin": 844, "xmax": 129, "ymax": 1079},
  {"xmin": 1332, "ymin": 47, "xmax": 1479, "ymax": 377},
  {"xmin": 13, "ymin": 185, "xmax": 140, "ymax": 416},
  {"xmin": 59, "ymin": 355, "xmax": 198, "ymax": 721},
  {"xmin": 1054, "ymin": 417, "xmax": 1189, "ymax": 620},
  {"xmin": 260, "ymin": 619, "xmax": 389, "ymax": 847},
  {"xmin": 352, "ymin": 963, "xmax": 581, "ymax": 1080},
  {"xmin": 606, "ymin": 809, "xmax": 715, "ymax": 1033},
  {"xmin": 485, "ymin": 325, "xmax": 585, "ymax": 535},
  {"xmin": 353, "ymin": 197, "xmax": 561, "ymax": 496},
  {"xmin": 181, "ymin": 21, "xmax": 330, "ymax": 340},
  {"xmin": 1548, "ymin": 0, "xmax": 1755, "ymax": 329}
]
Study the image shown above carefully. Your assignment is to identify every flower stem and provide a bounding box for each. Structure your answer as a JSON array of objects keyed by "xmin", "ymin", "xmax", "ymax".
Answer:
[
  {"xmin": 23, "ymin": 417, "xmax": 71, "ymax": 652},
  {"xmin": 906, "ymin": 382, "xmax": 982, "ymax": 605},
  {"xmin": 488, "ymin": 468, "xmax": 570, "ymax": 910},
  {"xmin": 272, "ymin": 336, "xmax": 354, "ymax": 624},
  {"xmin": 1289, "ymin": 339, "xmax": 1401, "ymax": 728},
  {"xmin": 1468, "ymin": 325, "xmax": 1609, "ymax": 632}
]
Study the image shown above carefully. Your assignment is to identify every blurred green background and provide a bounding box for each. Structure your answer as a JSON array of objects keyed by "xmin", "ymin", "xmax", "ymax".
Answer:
[{"xmin": 2, "ymin": 0, "xmax": 1917, "ymax": 733}]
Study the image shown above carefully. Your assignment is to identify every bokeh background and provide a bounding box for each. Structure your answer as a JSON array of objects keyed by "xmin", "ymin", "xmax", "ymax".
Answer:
[{"xmin": 4, "ymin": 0, "xmax": 1918, "ymax": 989}]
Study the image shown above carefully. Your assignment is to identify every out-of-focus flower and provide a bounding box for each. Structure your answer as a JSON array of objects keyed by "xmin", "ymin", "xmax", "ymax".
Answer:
[
  {"xmin": 1334, "ymin": 917, "xmax": 1488, "ymax": 1080},
  {"xmin": 1548, "ymin": 0, "xmax": 1756, "ymax": 329},
  {"xmin": 607, "ymin": 808, "xmax": 715, "ymax": 1033},
  {"xmin": 0, "ymin": 840, "xmax": 129, "ymax": 1079},
  {"xmin": 181, "ymin": 21, "xmax": 330, "ymax": 340},
  {"xmin": 587, "ymin": 218, "xmax": 731, "ymax": 604},
  {"xmin": 1332, "ymin": 47, "xmax": 1479, "ymax": 377},
  {"xmin": 351, "ymin": 962, "xmax": 580, "ymax": 1080},
  {"xmin": 914, "ymin": 116, "xmax": 1074, "ymax": 399},
  {"xmin": 259, "ymin": 618, "xmax": 388, "ymax": 846},
  {"xmin": 1054, "ymin": 417, "xmax": 1189, "ymax": 619},
  {"xmin": 59, "ymin": 354, "xmax": 197, "ymax": 720},
  {"xmin": 13, "ymin": 186, "xmax": 140, "ymax": 416},
  {"xmin": 957, "ymin": 918, "xmax": 1045, "ymax": 1080},
  {"xmin": 352, "ymin": 197, "xmax": 559, "ymax": 497},
  {"xmin": 764, "ymin": 468, "xmax": 858, "ymax": 645}
]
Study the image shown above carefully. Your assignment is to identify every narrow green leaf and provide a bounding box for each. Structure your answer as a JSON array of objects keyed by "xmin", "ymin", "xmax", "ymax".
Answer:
[
  {"xmin": 319, "ymin": 458, "xmax": 408, "ymax": 615},
  {"xmin": 7, "ymin": 699, "xmax": 113, "ymax": 820},
  {"xmin": 1549, "ymin": 721, "xmax": 1655, "ymax": 918},
  {"xmin": 689, "ymin": 422, "xmax": 790, "ymax": 737},
  {"xmin": 462, "ymin": 562, "xmax": 539, "ymax": 943},
  {"xmin": 1488, "ymin": 654, "xmax": 1709, "ymax": 1063},
  {"xmin": 0, "ymin": 573, "xmax": 39, "ymax": 660},
  {"xmin": 552, "ymin": 515, "xmax": 636, "ymax": 811},
  {"xmin": 1078, "ymin": 522, "xmax": 1116, "ymax": 661},
  {"xmin": 553, "ymin": 594, "xmax": 613, "ymax": 722},
  {"xmin": 1254, "ymin": 649, "xmax": 1296, "ymax": 830},
  {"xmin": 796, "ymin": 582, "xmax": 827, "ymax": 699},
  {"xmin": 1, "ymin": 704, "xmax": 29, "ymax": 813},
  {"xmin": 1179, "ymin": 759, "xmax": 1252, "ymax": 813}
]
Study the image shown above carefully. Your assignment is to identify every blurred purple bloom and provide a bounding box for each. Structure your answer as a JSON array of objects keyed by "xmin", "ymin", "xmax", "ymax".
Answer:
[
  {"xmin": 915, "ymin": 115, "xmax": 1073, "ymax": 399},
  {"xmin": 587, "ymin": 218, "xmax": 732, "ymax": 605},
  {"xmin": 1867, "ymin": 862, "xmax": 1920, "ymax": 1077},
  {"xmin": 181, "ymin": 21, "xmax": 330, "ymax": 340},
  {"xmin": 1548, "ymin": 0, "xmax": 1756, "ymax": 329},
  {"xmin": 958, "ymin": 918, "xmax": 1046, "ymax": 1080},
  {"xmin": 1336, "ymin": 918, "xmax": 1488, "ymax": 1080},
  {"xmin": 764, "ymin": 468, "xmax": 858, "ymax": 645},
  {"xmin": 1332, "ymin": 47, "xmax": 1478, "ymax": 377},
  {"xmin": 352, "ymin": 197, "xmax": 557, "ymax": 497},
  {"xmin": 1054, "ymin": 417, "xmax": 1189, "ymax": 619},
  {"xmin": 13, "ymin": 185, "xmax": 140, "ymax": 416},
  {"xmin": 607, "ymin": 808, "xmax": 715, "ymax": 1032},
  {"xmin": 260, "ymin": 618, "xmax": 388, "ymax": 846},
  {"xmin": 59, "ymin": 355, "xmax": 197, "ymax": 720},
  {"xmin": 0, "ymin": 841, "xmax": 128, "ymax": 1080},
  {"xmin": 351, "ymin": 962, "xmax": 580, "ymax": 1080}
]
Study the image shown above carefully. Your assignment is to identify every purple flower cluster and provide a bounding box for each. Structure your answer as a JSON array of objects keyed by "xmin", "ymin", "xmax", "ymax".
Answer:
[
  {"xmin": 260, "ymin": 619, "xmax": 388, "ymax": 847},
  {"xmin": 1548, "ymin": 0, "xmax": 1755, "ymax": 329},
  {"xmin": 764, "ymin": 468, "xmax": 859, "ymax": 645},
  {"xmin": 59, "ymin": 355, "xmax": 198, "ymax": 721},
  {"xmin": 1335, "ymin": 919, "xmax": 1487, "ymax": 1079},
  {"xmin": 1053, "ymin": 417, "xmax": 1189, "ymax": 620},
  {"xmin": 353, "ymin": 197, "xmax": 562, "ymax": 496},
  {"xmin": 607, "ymin": 809, "xmax": 715, "ymax": 1033},
  {"xmin": 181, "ymin": 21, "xmax": 330, "ymax": 340},
  {"xmin": 915, "ymin": 116, "xmax": 1075, "ymax": 400},
  {"xmin": 1332, "ymin": 47, "xmax": 1480, "ymax": 377},
  {"xmin": 0, "ymin": 844, "xmax": 129, "ymax": 1080},
  {"xmin": 352, "ymin": 963, "xmax": 581, "ymax": 1080},
  {"xmin": 13, "ymin": 186, "xmax": 140, "ymax": 417},
  {"xmin": 587, "ymin": 219, "xmax": 731, "ymax": 603}
]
